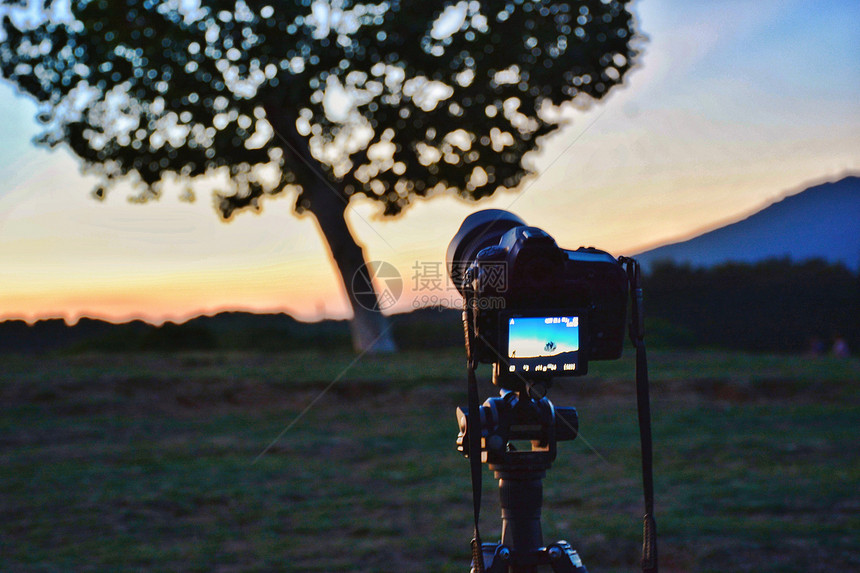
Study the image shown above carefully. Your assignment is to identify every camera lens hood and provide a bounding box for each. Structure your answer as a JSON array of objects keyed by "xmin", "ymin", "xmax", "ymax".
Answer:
[{"xmin": 446, "ymin": 209, "xmax": 526, "ymax": 295}]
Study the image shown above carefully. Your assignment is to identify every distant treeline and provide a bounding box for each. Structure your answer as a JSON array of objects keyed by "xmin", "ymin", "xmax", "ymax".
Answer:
[
  {"xmin": 0, "ymin": 308, "xmax": 463, "ymax": 355},
  {"xmin": 644, "ymin": 258, "xmax": 859, "ymax": 354},
  {"xmin": 1, "ymin": 259, "xmax": 856, "ymax": 355}
]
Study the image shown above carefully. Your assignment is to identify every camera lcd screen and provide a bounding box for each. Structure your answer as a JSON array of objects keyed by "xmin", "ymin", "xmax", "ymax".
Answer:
[{"xmin": 505, "ymin": 314, "xmax": 582, "ymax": 376}]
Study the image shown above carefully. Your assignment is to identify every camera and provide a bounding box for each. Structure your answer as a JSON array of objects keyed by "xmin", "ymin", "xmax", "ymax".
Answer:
[
  {"xmin": 448, "ymin": 211, "xmax": 658, "ymax": 572},
  {"xmin": 447, "ymin": 209, "xmax": 629, "ymax": 389}
]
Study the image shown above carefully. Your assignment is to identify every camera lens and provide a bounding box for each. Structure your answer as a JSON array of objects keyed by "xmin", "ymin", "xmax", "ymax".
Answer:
[{"xmin": 446, "ymin": 209, "xmax": 526, "ymax": 295}]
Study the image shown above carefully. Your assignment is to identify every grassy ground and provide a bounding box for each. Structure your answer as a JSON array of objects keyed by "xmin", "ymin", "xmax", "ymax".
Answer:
[{"xmin": 1, "ymin": 349, "xmax": 858, "ymax": 572}]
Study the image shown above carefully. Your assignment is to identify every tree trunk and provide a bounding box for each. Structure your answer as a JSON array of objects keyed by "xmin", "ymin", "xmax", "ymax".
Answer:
[
  {"xmin": 263, "ymin": 101, "xmax": 397, "ymax": 354},
  {"xmin": 303, "ymin": 178, "xmax": 397, "ymax": 353}
]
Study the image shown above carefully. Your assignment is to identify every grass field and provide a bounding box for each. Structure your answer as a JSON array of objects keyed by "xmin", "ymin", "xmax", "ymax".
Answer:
[{"xmin": 1, "ymin": 348, "xmax": 858, "ymax": 572}]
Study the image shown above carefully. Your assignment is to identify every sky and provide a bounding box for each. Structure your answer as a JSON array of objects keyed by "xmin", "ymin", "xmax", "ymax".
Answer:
[{"xmin": 0, "ymin": 0, "xmax": 858, "ymax": 325}]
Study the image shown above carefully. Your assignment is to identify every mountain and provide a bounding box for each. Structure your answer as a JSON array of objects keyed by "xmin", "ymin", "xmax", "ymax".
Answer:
[{"xmin": 635, "ymin": 176, "xmax": 860, "ymax": 272}]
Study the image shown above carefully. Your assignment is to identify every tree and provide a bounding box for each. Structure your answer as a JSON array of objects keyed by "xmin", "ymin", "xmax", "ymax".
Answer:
[
  {"xmin": 0, "ymin": 0, "xmax": 637, "ymax": 352},
  {"xmin": 645, "ymin": 259, "xmax": 860, "ymax": 353}
]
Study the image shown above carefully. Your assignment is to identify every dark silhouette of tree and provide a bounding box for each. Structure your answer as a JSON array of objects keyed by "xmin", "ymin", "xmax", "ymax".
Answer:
[
  {"xmin": 0, "ymin": 0, "xmax": 638, "ymax": 352},
  {"xmin": 645, "ymin": 259, "xmax": 860, "ymax": 354}
]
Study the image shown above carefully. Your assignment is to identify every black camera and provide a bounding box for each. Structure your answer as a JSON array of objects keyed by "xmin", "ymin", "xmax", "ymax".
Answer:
[{"xmin": 447, "ymin": 209, "xmax": 629, "ymax": 388}]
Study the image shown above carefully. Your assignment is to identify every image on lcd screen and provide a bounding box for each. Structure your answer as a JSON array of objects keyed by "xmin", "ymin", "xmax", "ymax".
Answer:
[{"xmin": 508, "ymin": 316, "xmax": 579, "ymax": 359}]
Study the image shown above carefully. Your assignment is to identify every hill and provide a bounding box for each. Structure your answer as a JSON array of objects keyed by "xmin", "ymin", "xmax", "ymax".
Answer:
[{"xmin": 635, "ymin": 176, "xmax": 860, "ymax": 271}]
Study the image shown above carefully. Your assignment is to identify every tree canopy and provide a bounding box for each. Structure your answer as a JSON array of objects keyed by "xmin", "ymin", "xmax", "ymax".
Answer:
[{"xmin": 1, "ymin": 0, "xmax": 636, "ymax": 216}]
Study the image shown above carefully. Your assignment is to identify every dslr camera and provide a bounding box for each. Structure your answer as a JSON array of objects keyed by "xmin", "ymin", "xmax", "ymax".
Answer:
[{"xmin": 447, "ymin": 209, "xmax": 629, "ymax": 390}]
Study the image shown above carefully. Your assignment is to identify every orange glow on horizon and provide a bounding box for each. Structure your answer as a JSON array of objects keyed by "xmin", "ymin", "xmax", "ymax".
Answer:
[{"xmin": 0, "ymin": 264, "xmax": 355, "ymax": 325}]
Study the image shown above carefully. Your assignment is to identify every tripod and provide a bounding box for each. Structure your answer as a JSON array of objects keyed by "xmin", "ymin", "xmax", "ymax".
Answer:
[{"xmin": 457, "ymin": 387, "xmax": 588, "ymax": 573}]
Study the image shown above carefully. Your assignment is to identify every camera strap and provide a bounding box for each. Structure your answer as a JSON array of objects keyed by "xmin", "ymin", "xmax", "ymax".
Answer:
[
  {"xmin": 620, "ymin": 256, "xmax": 659, "ymax": 573},
  {"xmin": 463, "ymin": 288, "xmax": 486, "ymax": 573}
]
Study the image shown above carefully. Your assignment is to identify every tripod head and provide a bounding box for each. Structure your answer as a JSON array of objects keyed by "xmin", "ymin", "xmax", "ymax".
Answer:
[{"xmin": 456, "ymin": 388, "xmax": 579, "ymax": 474}]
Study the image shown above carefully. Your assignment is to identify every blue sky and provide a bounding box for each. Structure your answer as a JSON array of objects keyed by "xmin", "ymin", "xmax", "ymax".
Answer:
[
  {"xmin": 0, "ymin": 0, "xmax": 857, "ymax": 324},
  {"xmin": 508, "ymin": 316, "xmax": 580, "ymax": 359}
]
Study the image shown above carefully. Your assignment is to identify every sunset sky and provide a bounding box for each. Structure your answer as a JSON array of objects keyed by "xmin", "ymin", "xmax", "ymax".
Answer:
[{"xmin": 0, "ymin": 0, "xmax": 858, "ymax": 325}]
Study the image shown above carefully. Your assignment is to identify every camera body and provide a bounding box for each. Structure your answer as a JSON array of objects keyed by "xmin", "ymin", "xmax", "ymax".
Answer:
[{"xmin": 447, "ymin": 210, "xmax": 628, "ymax": 389}]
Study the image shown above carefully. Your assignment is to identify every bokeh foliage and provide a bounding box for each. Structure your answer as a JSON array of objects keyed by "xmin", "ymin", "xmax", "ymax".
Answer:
[{"xmin": 0, "ymin": 0, "xmax": 637, "ymax": 217}]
